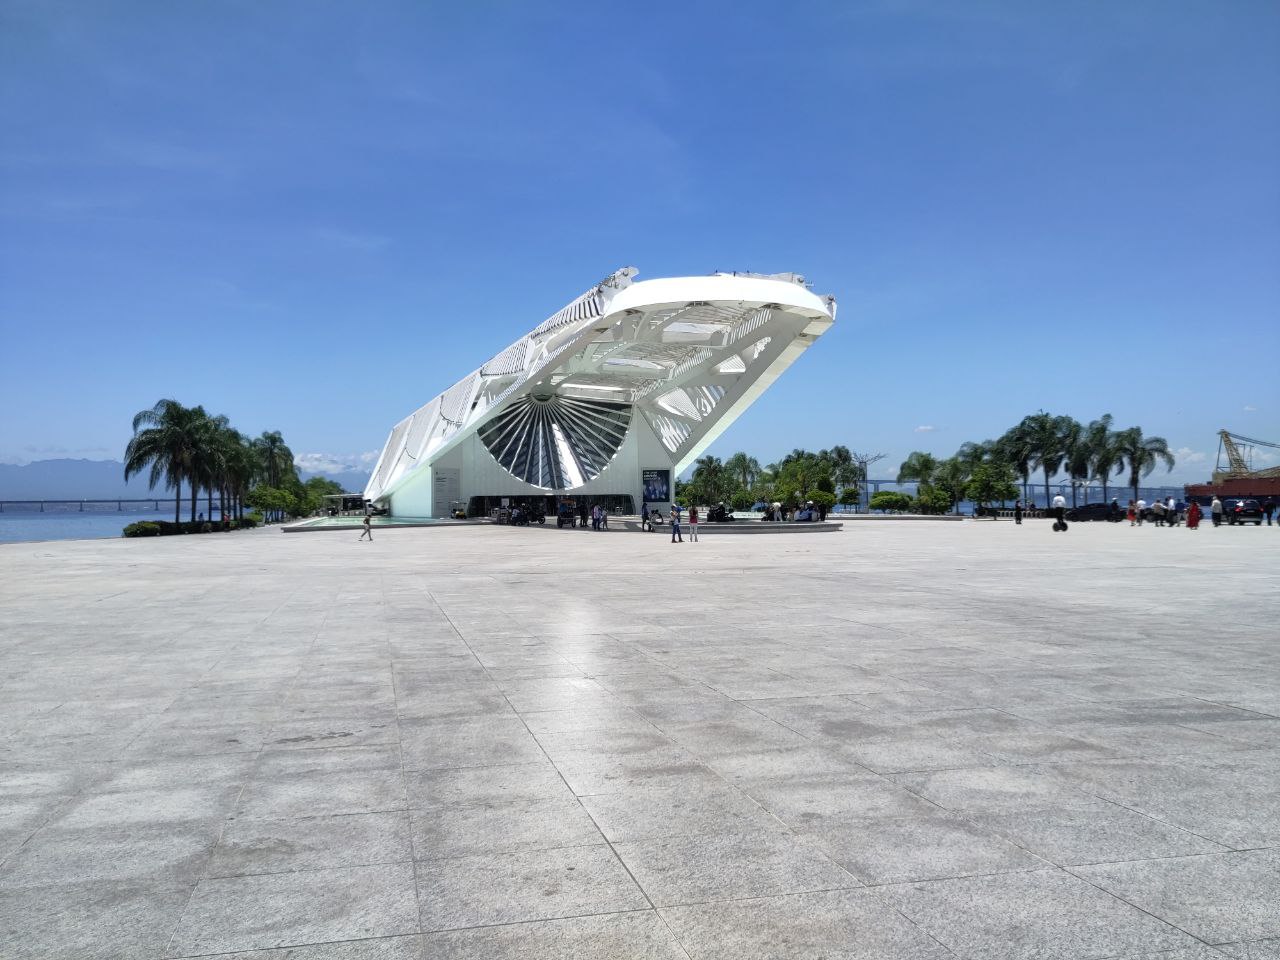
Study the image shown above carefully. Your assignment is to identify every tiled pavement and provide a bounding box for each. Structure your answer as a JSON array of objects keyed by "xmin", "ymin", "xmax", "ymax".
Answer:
[{"xmin": 1, "ymin": 519, "xmax": 1278, "ymax": 959}]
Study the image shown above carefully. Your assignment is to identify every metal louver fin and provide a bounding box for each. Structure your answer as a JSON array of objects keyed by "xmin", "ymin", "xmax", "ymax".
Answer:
[{"xmin": 478, "ymin": 395, "xmax": 632, "ymax": 489}]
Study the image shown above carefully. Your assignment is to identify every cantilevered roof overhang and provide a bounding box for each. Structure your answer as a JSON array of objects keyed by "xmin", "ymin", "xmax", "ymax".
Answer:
[{"xmin": 364, "ymin": 268, "xmax": 835, "ymax": 502}]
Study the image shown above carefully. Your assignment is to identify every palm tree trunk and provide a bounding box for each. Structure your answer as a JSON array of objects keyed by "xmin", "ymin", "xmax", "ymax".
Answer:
[
  {"xmin": 1043, "ymin": 469, "xmax": 1051, "ymax": 509},
  {"xmin": 207, "ymin": 486, "xmax": 214, "ymax": 522},
  {"xmin": 190, "ymin": 482, "xmax": 198, "ymax": 523},
  {"xmin": 175, "ymin": 486, "xmax": 181, "ymax": 524}
]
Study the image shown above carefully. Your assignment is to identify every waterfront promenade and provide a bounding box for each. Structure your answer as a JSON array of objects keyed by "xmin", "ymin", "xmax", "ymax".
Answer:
[{"xmin": 1, "ymin": 521, "xmax": 1278, "ymax": 959}]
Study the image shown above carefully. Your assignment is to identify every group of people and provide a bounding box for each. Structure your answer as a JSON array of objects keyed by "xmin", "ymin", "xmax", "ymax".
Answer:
[
  {"xmin": 640, "ymin": 503, "xmax": 700, "ymax": 542},
  {"xmin": 576, "ymin": 503, "xmax": 609, "ymax": 530},
  {"xmin": 1126, "ymin": 496, "xmax": 1185, "ymax": 527}
]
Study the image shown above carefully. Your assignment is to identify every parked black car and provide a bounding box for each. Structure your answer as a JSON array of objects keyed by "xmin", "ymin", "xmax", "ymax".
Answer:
[
  {"xmin": 1065, "ymin": 502, "xmax": 1122, "ymax": 522},
  {"xmin": 1227, "ymin": 499, "xmax": 1264, "ymax": 525}
]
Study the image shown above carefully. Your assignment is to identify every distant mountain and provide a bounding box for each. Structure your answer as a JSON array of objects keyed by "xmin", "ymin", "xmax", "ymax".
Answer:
[{"xmin": 0, "ymin": 459, "xmax": 371, "ymax": 500}]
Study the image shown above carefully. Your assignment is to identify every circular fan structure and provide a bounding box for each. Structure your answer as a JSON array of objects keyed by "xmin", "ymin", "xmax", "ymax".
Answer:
[{"xmin": 478, "ymin": 394, "xmax": 632, "ymax": 489}]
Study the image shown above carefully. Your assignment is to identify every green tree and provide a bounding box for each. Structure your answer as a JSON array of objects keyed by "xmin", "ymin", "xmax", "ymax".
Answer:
[
  {"xmin": 1021, "ymin": 411, "xmax": 1075, "ymax": 508},
  {"xmin": 124, "ymin": 399, "xmax": 206, "ymax": 523},
  {"xmin": 688, "ymin": 455, "xmax": 732, "ymax": 506},
  {"xmin": 838, "ymin": 486, "xmax": 860, "ymax": 508},
  {"xmin": 869, "ymin": 490, "xmax": 912, "ymax": 513},
  {"xmin": 809, "ymin": 490, "xmax": 836, "ymax": 518},
  {"xmin": 896, "ymin": 451, "xmax": 939, "ymax": 486},
  {"xmin": 723, "ymin": 452, "xmax": 761, "ymax": 491},
  {"xmin": 254, "ymin": 430, "xmax": 296, "ymax": 489},
  {"xmin": 1114, "ymin": 427, "xmax": 1176, "ymax": 502},
  {"xmin": 1061, "ymin": 418, "xmax": 1090, "ymax": 507},
  {"xmin": 932, "ymin": 457, "xmax": 970, "ymax": 514},
  {"xmin": 1086, "ymin": 414, "xmax": 1122, "ymax": 504},
  {"xmin": 914, "ymin": 487, "xmax": 953, "ymax": 514},
  {"xmin": 966, "ymin": 462, "xmax": 1019, "ymax": 509},
  {"xmin": 995, "ymin": 425, "xmax": 1034, "ymax": 503}
]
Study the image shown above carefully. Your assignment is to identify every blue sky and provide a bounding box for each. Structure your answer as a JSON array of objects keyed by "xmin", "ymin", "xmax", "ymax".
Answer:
[{"xmin": 2, "ymin": 1, "xmax": 1277, "ymax": 483}]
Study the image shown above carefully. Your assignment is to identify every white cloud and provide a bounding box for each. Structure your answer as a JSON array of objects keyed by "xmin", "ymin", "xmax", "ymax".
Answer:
[
  {"xmin": 1175, "ymin": 447, "xmax": 1207, "ymax": 464},
  {"xmin": 294, "ymin": 452, "xmax": 378, "ymax": 475},
  {"xmin": 314, "ymin": 227, "xmax": 390, "ymax": 252},
  {"xmin": 1243, "ymin": 405, "xmax": 1257, "ymax": 412},
  {"xmin": 913, "ymin": 425, "xmax": 936, "ymax": 433}
]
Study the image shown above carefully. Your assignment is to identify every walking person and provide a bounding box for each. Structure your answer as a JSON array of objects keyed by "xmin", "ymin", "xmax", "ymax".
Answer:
[
  {"xmin": 1136, "ymin": 497, "xmax": 1147, "ymax": 526},
  {"xmin": 688, "ymin": 505, "xmax": 699, "ymax": 542},
  {"xmin": 1211, "ymin": 495, "xmax": 1223, "ymax": 527},
  {"xmin": 1264, "ymin": 498, "xmax": 1276, "ymax": 526},
  {"xmin": 359, "ymin": 513, "xmax": 373, "ymax": 541},
  {"xmin": 1152, "ymin": 498, "xmax": 1166, "ymax": 527},
  {"xmin": 1127, "ymin": 499, "xmax": 1136, "ymax": 526},
  {"xmin": 1186, "ymin": 500, "xmax": 1202, "ymax": 530},
  {"xmin": 1052, "ymin": 492, "xmax": 1067, "ymax": 530},
  {"xmin": 1014, "ymin": 499, "xmax": 1023, "ymax": 525},
  {"xmin": 670, "ymin": 505, "xmax": 683, "ymax": 543},
  {"xmin": 601, "ymin": 506, "xmax": 609, "ymax": 530}
]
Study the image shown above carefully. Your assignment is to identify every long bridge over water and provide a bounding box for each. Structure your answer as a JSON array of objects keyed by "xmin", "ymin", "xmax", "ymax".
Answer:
[{"xmin": 0, "ymin": 498, "xmax": 231, "ymax": 513}]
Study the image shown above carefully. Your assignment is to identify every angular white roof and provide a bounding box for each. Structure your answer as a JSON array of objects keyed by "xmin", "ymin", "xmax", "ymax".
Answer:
[{"xmin": 365, "ymin": 267, "xmax": 835, "ymax": 501}]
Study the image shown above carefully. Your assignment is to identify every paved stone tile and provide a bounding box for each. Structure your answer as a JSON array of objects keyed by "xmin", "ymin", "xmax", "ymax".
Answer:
[
  {"xmin": 410, "ymin": 797, "xmax": 603, "ymax": 859},
  {"xmin": 420, "ymin": 910, "xmax": 687, "ymax": 959},
  {"xmin": 394, "ymin": 683, "xmax": 514, "ymax": 720},
  {"xmin": 0, "ymin": 820, "xmax": 219, "ymax": 885},
  {"xmin": 892, "ymin": 765, "xmax": 1100, "ymax": 813},
  {"xmin": 659, "ymin": 887, "xmax": 953, "ymax": 959},
  {"xmin": 0, "ymin": 876, "xmax": 195, "ymax": 960},
  {"xmin": 167, "ymin": 935, "xmax": 425, "ymax": 959},
  {"xmin": 615, "ymin": 830, "xmax": 858, "ymax": 906},
  {"xmin": 1214, "ymin": 940, "xmax": 1280, "ymax": 959},
  {"xmin": 879, "ymin": 867, "xmax": 1197, "ymax": 958},
  {"xmin": 400, "ymin": 716, "xmax": 545, "ymax": 770},
  {"xmin": 208, "ymin": 812, "xmax": 412, "ymax": 877},
  {"xmin": 264, "ymin": 717, "xmax": 400, "ymax": 750},
  {"xmin": 415, "ymin": 843, "xmax": 649, "ymax": 931},
  {"xmin": 1074, "ymin": 851, "xmax": 1280, "ymax": 944},
  {"xmin": 236, "ymin": 767, "xmax": 407, "ymax": 818},
  {"xmin": 404, "ymin": 760, "xmax": 575, "ymax": 808},
  {"xmin": 805, "ymin": 811, "xmax": 1046, "ymax": 884},
  {"xmin": 4, "ymin": 519, "xmax": 1277, "ymax": 957},
  {"xmin": 554, "ymin": 745, "xmax": 715, "ymax": 795},
  {"xmin": 167, "ymin": 862, "xmax": 420, "ymax": 956},
  {"xmin": 56, "ymin": 783, "xmax": 242, "ymax": 828},
  {"xmin": 741, "ymin": 772, "xmax": 940, "ymax": 828},
  {"xmin": 971, "ymin": 799, "xmax": 1226, "ymax": 866},
  {"xmin": 578, "ymin": 778, "xmax": 783, "ymax": 841}
]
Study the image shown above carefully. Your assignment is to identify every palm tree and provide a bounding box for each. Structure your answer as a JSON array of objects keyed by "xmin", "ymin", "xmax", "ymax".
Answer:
[
  {"xmin": 897, "ymin": 451, "xmax": 939, "ymax": 503},
  {"xmin": 690, "ymin": 455, "xmax": 729, "ymax": 506},
  {"xmin": 724, "ymin": 452, "xmax": 761, "ymax": 491},
  {"xmin": 1085, "ymin": 414, "xmax": 1119, "ymax": 505},
  {"xmin": 124, "ymin": 399, "xmax": 205, "ymax": 522},
  {"xmin": 995, "ymin": 425, "xmax": 1034, "ymax": 504},
  {"xmin": 1023, "ymin": 411, "xmax": 1074, "ymax": 508},
  {"xmin": 254, "ymin": 430, "xmax": 295, "ymax": 489},
  {"xmin": 1061, "ymin": 418, "xmax": 1090, "ymax": 508},
  {"xmin": 1115, "ymin": 427, "xmax": 1176, "ymax": 503}
]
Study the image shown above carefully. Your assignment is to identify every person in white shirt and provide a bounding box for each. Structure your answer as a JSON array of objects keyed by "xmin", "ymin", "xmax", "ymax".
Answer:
[
  {"xmin": 1136, "ymin": 498, "xmax": 1147, "ymax": 526},
  {"xmin": 1052, "ymin": 493, "xmax": 1067, "ymax": 527}
]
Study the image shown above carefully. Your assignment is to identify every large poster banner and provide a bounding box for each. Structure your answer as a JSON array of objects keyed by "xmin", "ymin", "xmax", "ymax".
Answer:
[{"xmin": 641, "ymin": 468, "xmax": 671, "ymax": 504}]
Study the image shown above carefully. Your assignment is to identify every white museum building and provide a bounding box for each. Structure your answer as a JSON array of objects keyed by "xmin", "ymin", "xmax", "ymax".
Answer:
[{"xmin": 363, "ymin": 268, "xmax": 836, "ymax": 518}]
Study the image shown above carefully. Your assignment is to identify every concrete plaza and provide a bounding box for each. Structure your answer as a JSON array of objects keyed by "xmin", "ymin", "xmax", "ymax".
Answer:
[{"xmin": 1, "ymin": 519, "xmax": 1278, "ymax": 959}]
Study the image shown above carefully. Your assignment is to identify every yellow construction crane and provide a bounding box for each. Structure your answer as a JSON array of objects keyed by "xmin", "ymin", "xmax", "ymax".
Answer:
[{"xmin": 1213, "ymin": 429, "xmax": 1280, "ymax": 483}]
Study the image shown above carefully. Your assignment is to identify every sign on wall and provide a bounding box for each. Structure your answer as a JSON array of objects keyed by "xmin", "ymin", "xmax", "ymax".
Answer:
[{"xmin": 641, "ymin": 468, "xmax": 671, "ymax": 504}]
